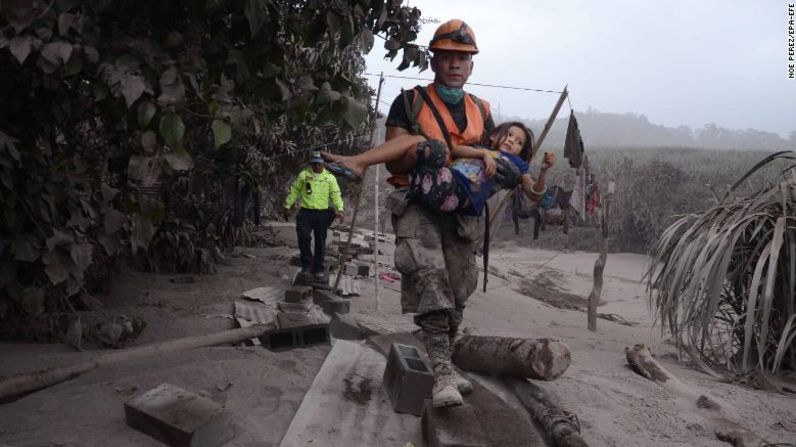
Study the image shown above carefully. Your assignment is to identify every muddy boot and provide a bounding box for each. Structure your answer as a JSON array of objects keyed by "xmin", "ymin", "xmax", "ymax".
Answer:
[
  {"xmin": 449, "ymin": 329, "xmax": 473, "ymax": 395},
  {"xmin": 425, "ymin": 332, "xmax": 463, "ymax": 408},
  {"xmin": 451, "ymin": 367, "xmax": 473, "ymax": 395}
]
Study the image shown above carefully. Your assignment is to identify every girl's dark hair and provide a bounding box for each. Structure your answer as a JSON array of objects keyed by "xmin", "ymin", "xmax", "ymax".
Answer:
[{"xmin": 490, "ymin": 121, "xmax": 534, "ymax": 161}]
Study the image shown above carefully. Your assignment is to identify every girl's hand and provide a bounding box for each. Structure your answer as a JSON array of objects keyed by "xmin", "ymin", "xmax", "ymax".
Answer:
[
  {"xmin": 541, "ymin": 152, "xmax": 556, "ymax": 170},
  {"xmin": 482, "ymin": 152, "xmax": 497, "ymax": 178}
]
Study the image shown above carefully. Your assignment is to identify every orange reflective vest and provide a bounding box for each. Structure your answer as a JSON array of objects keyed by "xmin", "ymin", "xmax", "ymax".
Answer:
[{"xmin": 388, "ymin": 83, "xmax": 490, "ymax": 187}]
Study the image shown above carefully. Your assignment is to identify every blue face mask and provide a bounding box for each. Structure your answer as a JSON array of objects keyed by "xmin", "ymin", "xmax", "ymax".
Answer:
[{"xmin": 436, "ymin": 84, "xmax": 465, "ymax": 105}]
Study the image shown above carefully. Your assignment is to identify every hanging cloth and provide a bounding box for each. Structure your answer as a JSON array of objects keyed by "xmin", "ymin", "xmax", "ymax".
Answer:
[{"xmin": 564, "ymin": 110, "xmax": 585, "ymax": 169}]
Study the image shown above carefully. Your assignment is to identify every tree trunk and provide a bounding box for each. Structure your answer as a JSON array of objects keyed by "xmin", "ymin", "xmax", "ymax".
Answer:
[
  {"xmin": 0, "ymin": 324, "xmax": 273, "ymax": 402},
  {"xmin": 505, "ymin": 377, "xmax": 589, "ymax": 447},
  {"xmin": 452, "ymin": 335, "xmax": 571, "ymax": 380},
  {"xmin": 587, "ymin": 242, "xmax": 606, "ymax": 331},
  {"xmin": 587, "ymin": 192, "xmax": 611, "ymax": 332}
]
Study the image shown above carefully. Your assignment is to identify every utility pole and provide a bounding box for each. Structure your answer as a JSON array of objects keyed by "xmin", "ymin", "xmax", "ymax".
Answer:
[
  {"xmin": 333, "ymin": 72, "xmax": 385, "ymax": 297},
  {"xmin": 374, "ymin": 74, "xmax": 384, "ymax": 312}
]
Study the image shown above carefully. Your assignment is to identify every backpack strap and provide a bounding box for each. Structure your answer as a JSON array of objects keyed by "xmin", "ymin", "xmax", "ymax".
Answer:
[
  {"xmin": 401, "ymin": 87, "xmax": 430, "ymax": 140},
  {"xmin": 414, "ymin": 86, "xmax": 454, "ymax": 149},
  {"xmin": 469, "ymin": 93, "xmax": 489, "ymax": 125}
]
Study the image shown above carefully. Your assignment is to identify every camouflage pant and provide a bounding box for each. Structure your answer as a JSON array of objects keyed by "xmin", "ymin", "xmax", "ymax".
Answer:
[{"xmin": 387, "ymin": 189, "xmax": 481, "ymax": 371}]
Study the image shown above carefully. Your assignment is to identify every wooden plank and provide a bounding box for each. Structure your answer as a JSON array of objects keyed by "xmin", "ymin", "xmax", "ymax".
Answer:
[{"xmin": 279, "ymin": 340, "xmax": 423, "ymax": 447}]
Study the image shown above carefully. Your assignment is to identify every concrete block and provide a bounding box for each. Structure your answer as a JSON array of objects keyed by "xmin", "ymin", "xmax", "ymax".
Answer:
[
  {"xmin": 354, "ymin": 245, "xmax": 374, "ymax": 255},
  {"xmin": 284, "ymin": 286, "xmax": 313, "ymax": 303},
  {"xmin": 313, "ymin": 289, "xmax": 336, "ymax": 305},
  {"xmin": 382, "ymin": 343, "xmax": 434, "ymax": 416},
  {"xmin": 329, "ymin": 313, "xmax": 364, "ymax": 340},
  {"xmin": 421, "ymin": 400, "xmax": 488, "ymax": 447},
  {"xmin": 278, "ymin": 301, "xmax": 312, "ymax": 313},
  {"xmin": 292, "ymin": 270, "xmax": 313, "ymax": 287},
  {"xmin": 319, "ymin": 298, "xmax": 350, "ymax": 315},
  {"xmin": 259, "ymin": 328, "xmax": 300, "ymax": 351},
  {"xmin": 297, "ymin": 323, "xmax": 331, "ymax": 347},
  {"xmin": 124, "ymin": 383, "xmax": 234, "ymax": 447},
  {"xmin": 277, "ymin": 311, "xmax": 314, "ymax": 329}
]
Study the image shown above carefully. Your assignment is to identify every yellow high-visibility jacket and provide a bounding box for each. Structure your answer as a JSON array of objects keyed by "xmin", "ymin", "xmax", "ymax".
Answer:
[{"xmin": 284, "ymin": 167, "xmax": 344, "ymax": 212}]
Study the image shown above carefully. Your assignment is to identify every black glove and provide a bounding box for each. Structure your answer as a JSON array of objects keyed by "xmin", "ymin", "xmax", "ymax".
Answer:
[{"xmin": 493, "ymin": 157, "xmax": 522, "ymax": 190}]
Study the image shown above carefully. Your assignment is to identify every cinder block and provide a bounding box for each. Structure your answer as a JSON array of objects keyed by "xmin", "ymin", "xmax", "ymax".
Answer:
[
  {"xmin": 297, "ymin": 323, "xmax": 330, "ymax": 347},
  {"xmin": 329, "ymin": 313, "xmax": 363, "ymax": 340},
  {"xmin": 278, "ymin": 301, "xmax": 312, "ymax": 313},
  {"xmin": 284, "ymin": 286, "xmax": 313, "ymax": 303},
  {"xmin": 344, "ymin": 262, "xmax": 358, "ymax": 276},
  {"xmin": 354, "ymin": 245, "xmax": 374, "ymax": 255},
  {"xmin": 313, "ymin": 289, "xmax": 336, "ymax": 305},
  {"xmin": 124, "ymin": 383, "xmax": 234, "ymax": 447},
  {"xmin": 292, "ymin": 270, "xmax": 313, "ymax": 287},
  {"xmin": 382, "ymin": 343, "xmax": 434, "ymax": 416},
  {"xmin": 258, "ymin": 328, "xmax": 300, "ymax": 351},
  {"xmin": 319, "ymin": 298, "xmax": 350, "ymax": 315},
  {"xmin": 277, "ymin": 311, "xmax": 314, "ymax": 329},
  {"xmin": 422, "ymin": 400, "xmax": 488, "ymax": 447}
]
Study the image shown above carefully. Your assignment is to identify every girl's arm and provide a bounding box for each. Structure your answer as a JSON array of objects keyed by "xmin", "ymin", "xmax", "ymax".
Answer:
[
  {"xmin": 522, "ymin": 152, "xmax": 556, "ymax": 202},
  {"xmin": 451, "ymin": 145, "xmax": 497, "ymax": 178},
  {"xmin": 521, "ymin": 169, "xmax": 550, "ymax": 202}
]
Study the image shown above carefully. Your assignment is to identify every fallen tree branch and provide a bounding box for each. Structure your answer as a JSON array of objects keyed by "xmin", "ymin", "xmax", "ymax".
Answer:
[
  {"xmin": 0, "ymin": 324, "xmax": 273, "ymax": 403},
  {"xmin": 625, "ymin": 344, "xmax": 769, "ymax": 447},
  {"xmin": 505, "ymin": 377, "xmax": 589, "ymax": 447}
]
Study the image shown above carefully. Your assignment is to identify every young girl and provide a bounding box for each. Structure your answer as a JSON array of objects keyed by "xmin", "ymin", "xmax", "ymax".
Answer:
[{"xmin": 322, "ymin": 121, "xmax": 555, "ymax": 216}]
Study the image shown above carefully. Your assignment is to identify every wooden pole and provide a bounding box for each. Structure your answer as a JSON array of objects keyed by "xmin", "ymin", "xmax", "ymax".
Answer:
[
  {"xmin": 374, "ymin": 80, "xmax": 383, "ymax": 312},
  {"xmin": 0, "ymin": 324, "xmax": 273, "ymax": 402},
  {"xmin": 333, "ymin": 73, "xmax": 385, "ymax": 293},
  {"xmin": 587, "ymin": 181, "xmax": 613, "ymax": 331},
  {"xmin": 482, "ymin": 86, "xmax": 569, "ymax": 248}
]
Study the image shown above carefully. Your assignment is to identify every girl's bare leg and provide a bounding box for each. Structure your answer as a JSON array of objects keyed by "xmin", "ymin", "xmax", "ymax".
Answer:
[{"xmin": 322, "ymin": 134, "xmax": 425, "ymax": 179}]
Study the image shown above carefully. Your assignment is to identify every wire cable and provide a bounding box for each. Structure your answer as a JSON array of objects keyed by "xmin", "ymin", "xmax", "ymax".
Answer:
[{"xmin": 363, "ymin": 72, "xmax": 565, "ymax": 94}]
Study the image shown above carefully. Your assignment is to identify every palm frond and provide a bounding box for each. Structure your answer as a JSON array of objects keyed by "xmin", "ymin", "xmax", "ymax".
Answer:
[{"xmin": 649, "ymin": 151, "xmax": 796, "ymax": 387}]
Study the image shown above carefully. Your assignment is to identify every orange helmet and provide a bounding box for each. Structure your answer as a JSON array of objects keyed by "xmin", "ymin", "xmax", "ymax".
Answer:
[{"xmin": 429, "ymin": 19, "xmax": 478, "ymax": 54}]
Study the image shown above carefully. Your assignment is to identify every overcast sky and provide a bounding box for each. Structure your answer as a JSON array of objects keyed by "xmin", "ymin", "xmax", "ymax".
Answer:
[{"xmin": 364, "ymin": 0, "xmax": 796, "ymax": 138}]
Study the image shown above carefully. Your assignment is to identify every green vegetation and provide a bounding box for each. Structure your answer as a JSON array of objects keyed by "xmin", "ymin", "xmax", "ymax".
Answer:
[{"xmin": 0, "ymin": 0, "xmax": 426, "ymax": 323}]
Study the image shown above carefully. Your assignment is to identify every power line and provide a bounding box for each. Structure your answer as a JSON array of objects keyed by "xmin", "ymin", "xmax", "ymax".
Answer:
[
  {"xmin": 363, "ymin": 72, "xmax": 565, "ymax": 95},
  {"xmin": 255, "ymin": 131, "xmax": 372, "ymax": 163}
]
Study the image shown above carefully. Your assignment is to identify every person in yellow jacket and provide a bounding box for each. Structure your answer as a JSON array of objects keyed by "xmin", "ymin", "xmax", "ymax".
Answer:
[{"xmin": 284, "ymin": 151, "xmax": 344, "ymax": 282}]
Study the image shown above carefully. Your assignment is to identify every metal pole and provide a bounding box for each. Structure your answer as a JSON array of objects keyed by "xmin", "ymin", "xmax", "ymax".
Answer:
[{"xmin": 333, "ymin": 73, "xmax": 385, "ymax": 294}]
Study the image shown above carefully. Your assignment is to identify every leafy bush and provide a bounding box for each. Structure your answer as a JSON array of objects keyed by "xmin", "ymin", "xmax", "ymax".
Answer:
[{"xmin": 0, "ymin": 0, "xmax": 426, "ymax": 322}]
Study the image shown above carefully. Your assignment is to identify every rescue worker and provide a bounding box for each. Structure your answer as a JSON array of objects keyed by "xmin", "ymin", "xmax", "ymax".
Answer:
[
  {"xmin": 383, "ymin": 19, "xmax": 496, "ymax": 408},
  {"xmin": 284, "ymin": 151, "xmax": 344, "ymax": 282}
]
